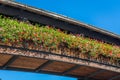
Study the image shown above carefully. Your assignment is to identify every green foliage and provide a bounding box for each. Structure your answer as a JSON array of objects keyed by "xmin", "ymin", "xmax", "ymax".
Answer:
[{"xmin": 0, "ymin": 15, "xmax": 120, "ymax": 59}]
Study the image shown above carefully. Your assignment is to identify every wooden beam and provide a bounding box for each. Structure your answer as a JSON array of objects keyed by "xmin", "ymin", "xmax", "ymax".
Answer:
[
  {"xmin": 109, "ymin": 75, "xmax": 120, "ymax": 80},
  {"xmin": 35, "ymin": 60, "xmax": 53, "ymax": 72},
  {"xmin": 62, "ymin": 65, "xmax": 80, "ymax": 75},
  {"xmin": 2, "ymin": 55, "xmax": 19, "ymax": 69},
  {"xmin": 78, "ymin": 78, "xmax": 97, "ymax": 80},
  {"xmin": 0, "ymin": 45, "xmax": 120, "ymax": 73},
  {"xmin": 87, "ymin": 69, "xmax": 105, "ymax": 78},
  {"xmin": 83, "ymin": 69, "xmax": 105, "ymax": 80}
]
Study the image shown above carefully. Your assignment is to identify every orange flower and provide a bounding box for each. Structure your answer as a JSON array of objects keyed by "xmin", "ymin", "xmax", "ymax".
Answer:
[
  {"xmin": 58, "ymin": 29, "xmax": 61, "ymax": 32},
  {"xmin": 34, "ymin": 33, "xmax": 38, "ymax": 37},
  {"xmin": 109, "ymin": 51, "xmax": 113, "ymax": 56}
]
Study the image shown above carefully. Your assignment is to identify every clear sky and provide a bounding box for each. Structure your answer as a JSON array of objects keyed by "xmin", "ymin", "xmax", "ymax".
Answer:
[
  {"xmin": 0, "ymin": 70, "xmax": 76, "ymax": 80},
  {"xmin": 0, "ymin": 0, "xmax": 120, "ymax": 80},
  {"xmin": 15, "ymin": 0, "xmax": 120, "ymax": 35}
]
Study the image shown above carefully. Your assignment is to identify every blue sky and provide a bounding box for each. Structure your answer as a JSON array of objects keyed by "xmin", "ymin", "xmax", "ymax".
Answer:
[
  {"xmin": 0, "ymin": 70, "xmax": 75, "ymax": 80},
  {"xmin": 15, "ymin": 0, "xmax": 120, "ymax": 35},
  {"xmin": 0, "ymin": 0, "xmax": 120, "ymax": 80}
]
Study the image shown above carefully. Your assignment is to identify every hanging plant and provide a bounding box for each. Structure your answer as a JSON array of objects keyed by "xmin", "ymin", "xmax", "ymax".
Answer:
[{"xmin": 0, "ymin": 15, "xmax": 120, "ymax": 65}]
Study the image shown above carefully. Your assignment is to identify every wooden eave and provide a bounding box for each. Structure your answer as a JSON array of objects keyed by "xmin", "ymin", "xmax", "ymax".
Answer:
[{"xmin": 0, "ymin": 45, "xmax": 120, "ymax": 80}]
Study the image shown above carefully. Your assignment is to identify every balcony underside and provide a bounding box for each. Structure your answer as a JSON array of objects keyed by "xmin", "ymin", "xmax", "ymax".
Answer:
[{"xmin": 0, "ymin": 45, "xmax": 120, "ymax": 80}]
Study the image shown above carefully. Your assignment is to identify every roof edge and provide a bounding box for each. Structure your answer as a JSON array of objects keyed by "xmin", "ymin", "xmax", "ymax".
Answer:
[{"xmin": 0, "ymin": 1, "xmax": 120, "ymax": 41}]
